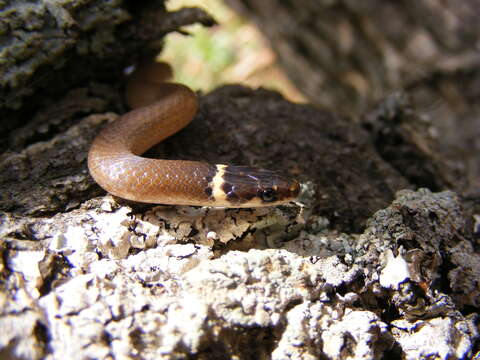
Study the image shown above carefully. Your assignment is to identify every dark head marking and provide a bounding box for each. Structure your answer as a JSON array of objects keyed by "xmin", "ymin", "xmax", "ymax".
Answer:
[{"xmin": 223, "ymin": 165, "xmax": 300, "ymax": 206}]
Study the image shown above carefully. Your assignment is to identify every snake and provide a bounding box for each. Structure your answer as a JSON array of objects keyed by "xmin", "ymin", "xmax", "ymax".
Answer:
[{"xmin": 87, "ymin": 62, "xmax": 300, "ymax": 207}]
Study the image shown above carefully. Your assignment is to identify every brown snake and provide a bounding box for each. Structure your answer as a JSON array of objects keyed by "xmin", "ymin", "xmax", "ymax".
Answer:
[{"xmin": 88, "ymin": 62, "xmax": 299, "ymax": 207}]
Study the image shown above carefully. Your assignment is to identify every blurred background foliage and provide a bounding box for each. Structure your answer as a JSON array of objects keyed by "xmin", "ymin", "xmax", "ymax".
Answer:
[{"xmin": 161, "ymin": 0, "xmax": 306, "ymax": 102}]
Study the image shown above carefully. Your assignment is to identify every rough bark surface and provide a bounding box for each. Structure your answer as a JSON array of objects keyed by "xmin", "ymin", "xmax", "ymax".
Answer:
[
  {"xmin": 0, "ymin": 1, "xmax": 479, "ymax": 359},
  {"xmin": 1, "ymin": 190, "xmax": 478, "ymax": 359}
]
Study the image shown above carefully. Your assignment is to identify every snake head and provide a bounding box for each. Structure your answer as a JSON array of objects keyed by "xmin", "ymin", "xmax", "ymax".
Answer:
[
  {"xmin": 258, "ymin": 177, "xmax": 300, "ymax": 204},
  {"xmin": 217, "ymin": 165, "xmax": 300, "ymax": 207}
]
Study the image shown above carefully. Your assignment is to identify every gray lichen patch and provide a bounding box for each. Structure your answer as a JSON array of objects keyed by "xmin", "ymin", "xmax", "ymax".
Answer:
[
  {"xmin": 356, "ymin": 189, "xmax": 470, "ymax": 289},
  {"xmin": 1, "ymin": 192, "xmax": 306, "ymax": 270},
  {"xmin": 1, "ymin": 188, "xmax": 478, "ymax": 359},
  {"xmin": 391, "ymin": 317, "xmax": 478, "ymax": 360}
]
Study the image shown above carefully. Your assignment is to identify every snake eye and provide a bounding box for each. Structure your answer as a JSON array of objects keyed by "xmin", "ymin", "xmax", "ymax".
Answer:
[{"xmin": 260, "ymin": 188, "xmax": 277, "ymax": 202}]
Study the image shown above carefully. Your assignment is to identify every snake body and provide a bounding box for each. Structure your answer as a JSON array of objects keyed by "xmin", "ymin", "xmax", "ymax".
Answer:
[{"xmin": 88, "ymin": 63, "xmax": 299, "ymax": 207}]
